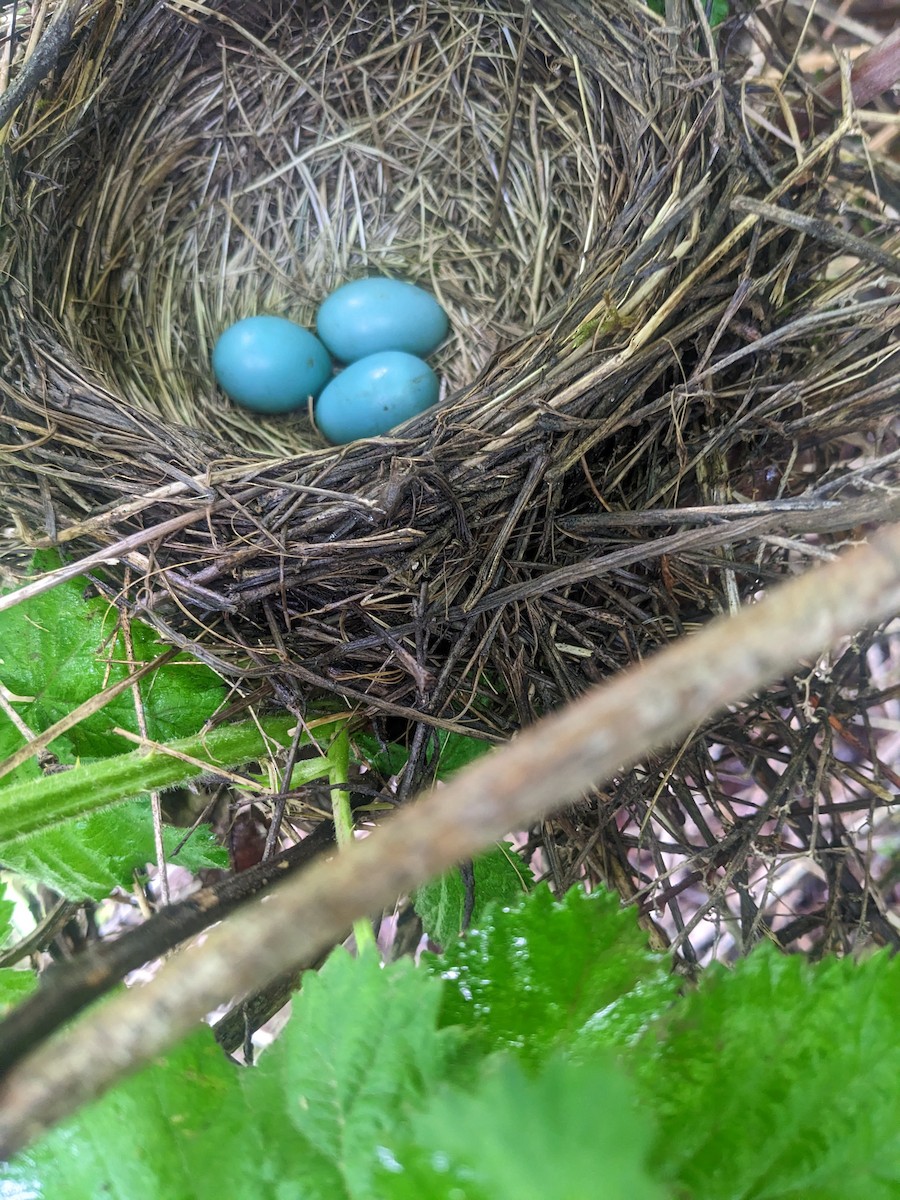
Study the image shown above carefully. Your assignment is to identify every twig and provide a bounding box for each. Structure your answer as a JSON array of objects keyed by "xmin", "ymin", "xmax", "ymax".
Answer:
[
  {"xmin": 730, "ymin": 196, "xmax": 900, "ymax": 276},
  {"xmin": 0, "ymin": 0, "xmax": 82, "ymax": 133},
  {"xmin": 0, "ymin": 899, "xmax": 81, "ymax": 970},
  {"xmin": 802, "ymin": 27, "xmax": 900, "ymax": 138},
  {"xmin": 120, "ymin": 609, "xmax": 169, "ymax": 905},
  {"xmin": 0, "ymin": 651, "xmax": 180, "ymax": 784},
  {"xmin": 0, "ymin": 511, "xmax": 225, "ymax": 617},
  {"xmin": 1, "ymin": 522, "xmax": 899, "ymax": 1157}
]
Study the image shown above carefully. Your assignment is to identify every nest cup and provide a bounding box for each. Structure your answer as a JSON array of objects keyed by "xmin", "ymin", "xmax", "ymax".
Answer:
[
  {"xmin": 1, "ymin": 0, "xmax": 899, "ymax": 954},
  {"xmin": 12, "ymin": 0, "xmax": 622, "ymax": 456}
]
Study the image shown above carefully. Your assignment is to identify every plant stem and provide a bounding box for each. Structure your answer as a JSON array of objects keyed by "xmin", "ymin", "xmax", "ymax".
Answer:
[
  {"xmin": 0, "ymin": 715, "xmax": 318, "ymax": 845},
  {"xmin": 328, "ymin": 727, "xmax": 377, "ymax": 953}
]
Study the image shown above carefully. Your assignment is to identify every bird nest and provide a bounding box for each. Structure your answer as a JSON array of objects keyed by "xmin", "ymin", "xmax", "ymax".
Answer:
[{"xmin": 0, "ymin": 0, "xmax": 898, "ymax": 958}]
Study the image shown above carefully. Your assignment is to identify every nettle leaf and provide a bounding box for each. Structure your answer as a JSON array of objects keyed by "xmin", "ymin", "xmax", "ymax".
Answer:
[
  {"xmin": 353, "ymin": 729, "xmax": 492, "ymax": 783},
  {"xmin": 375, "ymin": 1053, "xmax": 664, "ymax": 1200},
  {"xmin": 647, "ymin": 0, "xmax": 728, "ymax": 22},
  {"xmin": 432, "ymin": 731, "xmax": 493, "ymax": 778},
  {"xmin": 431, "ymin": 885, "xmax": 677, "ymax": 1065},
  {"xmin": 242, "ymin": 949, "xmax": 451, "ymax": 1199},
  {"xmin": 5, "ymin": 1027, "xmax": 240, "ymax": 1199},
  {"xmin": 0, "ymin": 881, "xmax": 35, "ymax": 1013},
  {"xmin": 10, "ymin": 949, "xmax": 451, "ymax": 1200},
  {"xmin": 0, "ymin": 550, "xmax": 226, "ymax": 783},
  {"xmin": 634, "ymin": 946, "xmax": 900, "ymax": 1200},
  {"xmin": 414, "ymin": 842, "xmax": 532, "ymax": 946},
  {"xmin": 0, "ymin": 966, "xmax": 36, "ymax": 1013},
  {"xmin": 0, "ymin": 878, "xmax": 15, "ymax": 945},
  {"xmin": 0, "ymin": 800, "xmax": 227, "ymax": 900}
]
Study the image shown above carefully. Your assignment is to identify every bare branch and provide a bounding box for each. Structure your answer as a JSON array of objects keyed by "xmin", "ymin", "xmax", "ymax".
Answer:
[{"xmin": 0, "ymin": 1, "xmax": 83, "ymax": 132}]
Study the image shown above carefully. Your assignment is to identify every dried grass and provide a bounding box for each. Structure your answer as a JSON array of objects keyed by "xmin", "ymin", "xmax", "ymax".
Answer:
[{"xmin": 0, "ymin": 0, "xmax": 898, "ymax": 957}]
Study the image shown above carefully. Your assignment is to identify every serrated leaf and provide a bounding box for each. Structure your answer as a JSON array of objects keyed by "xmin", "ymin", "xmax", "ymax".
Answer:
[
  {"xmin": 3, "ymin": 1029, "xmax": 239, "ymax": 1199},
  {"xmin": 0, "ymin": 881, "xmax": 35, "ymax": 1013},
  {"xmin": 0, "ymin": 801, "xmax": 226, "ymax": 900},
  {"xmin": 353, "ymin": 729, "xmax": 492, "ymax": 783},
  {"xmin": 413, "ymin": 843, "xmax": 532, "ymax": 946},
  {"xmin": 375, "ymin": 1053, "xmax": 664, "ymax": 1200},
  {"xmin": 237, "ymin": 950, "xmax": 451, "ymax": 1200},
  {"xmin": 634, "ymin": 946, "xmax": 900, "ymax": 1199},
  {"xmin": 9, "ymin": 949, "xmax": 451, "ymax": 1199},
  {"xmin": 0, "ymin": 968, "xmax": 36, "ymax": 1013},
  {"xmin": 0, "ymin": 551, "xmax": 226, "ymax": 783},
  {"xmin": 0, "ymin": 879, "xmax": 15, "ymax": 946},
  {"xmin": 432, "ymin": 731, "xmax": 493, "ymax": 779},
  {"xmin": 431, "ymin": 885, "xmax": 677, "ymax": 1065},
  {"xmin": 352, "ymin": 734, "xmax": 409, "ymax": 779}
]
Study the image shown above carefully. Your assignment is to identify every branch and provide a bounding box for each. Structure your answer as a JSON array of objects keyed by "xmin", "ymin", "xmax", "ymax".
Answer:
[
  {"xmin": 1, "ymin": 522, "xmax": 899, "ymax": 1157},
  {"xmin": 0, "ymin": 1, "xmax": 83, "ymax": 133},
  {"xmin": 796, "ymin": 27, "xmax": 900, "ymax": 140},
  {"xmin": 0, "ymin": 815, "xmax": 341, "ymax": 1076},
  {"xmin": 819, "ymin": 27, "xmax": 900, "ymax": 115}
]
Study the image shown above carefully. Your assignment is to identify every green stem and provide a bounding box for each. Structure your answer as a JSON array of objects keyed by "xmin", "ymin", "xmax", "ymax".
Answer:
[
  {"xmin": 328, "ymin": 727, "xmax": 377, "ymax": 953},
  {"xmin": 0, "ymin": 715, "xmax": 328, "ymax": 846}
]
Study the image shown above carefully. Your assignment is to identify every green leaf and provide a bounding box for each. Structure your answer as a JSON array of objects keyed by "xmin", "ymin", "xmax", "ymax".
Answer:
[
  {"xmin": 709, "ymin": 0, "xmax": 729, "ymax": 24},
  {"xmin": 353, "ymin": 729, "xmax": 492, "ymax": 783},
  {"xmin": 634, "ymin": 946, "xmax": 900, "ymax": 1199},
  {"xmin": 0, "ymin": 550, "xmax": 226, "ymax": 783},
  {"xmin": 0, "ymin": 882, "xmax": 35, "ymax": 1012},
  {"xmin": 432, "ymin": 731, "xmax": 493, "ymax": 779},
  {"xmin": 0, "ymin": 878, "xmax": 15, "ymax": 946},
  {"xmin": 353, "ymin": 733, "xmax": 409, "ymax": 779},
  {"xmin": 9, "ymin": 949, "xmax": 451, "ymax": 1199},
  {"xmin": 0, "ymin": 800, "xmax": 227, "ymax": 900},
  {"xmin": 432, "ymin": 885, "xmax": 677, "ymax": 1065},
  {"xmin": 413, "ymin": 842, "xmax": 532, "ymax": 946},
  {"xmin": 0, "ymin": 967, "xmax": 36, "ymax": 1013},
  {"xmin": 244, "ymin": 950, "xmax": 451, "ymax": 1199},
  {"xmin": 375, "ymin": 1053, "xmax": 665, "ymax": 1200},
  {"xmin": 4, "ymin": 1028, "xmax": 240, "ymax": 1199},
  {"xmin": 646, "ymin": 0, "xmax": 728, "ymax": 22}
]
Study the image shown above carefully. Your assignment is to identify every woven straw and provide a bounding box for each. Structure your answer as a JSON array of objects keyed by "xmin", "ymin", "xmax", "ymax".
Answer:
[{"xmin": 1, "ymin": 0, "xmax": 898, "ymax": 955}]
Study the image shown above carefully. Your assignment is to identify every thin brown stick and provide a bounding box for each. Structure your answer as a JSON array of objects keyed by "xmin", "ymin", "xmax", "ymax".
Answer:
[
  {"xmin": 820, "ymin": 27, "xmax": 900, "ymax": 114},
  {"xmin": 0, "ymin": 650, "xmax": 179, "ymax": 783},
  {"xmin": 730, "ymin": 196, "xmax": 900, "ymax": 276},
  {"xmin": 1, "ymin": 522, "xmax": 899, "ymax": 1158},
  {"xmin": 0, "ymin": 511, "xmax": 220, "ymax": 616},
  {"xmin": 0, "ymin": 0, "xmax": 82, "ymax": 133}
]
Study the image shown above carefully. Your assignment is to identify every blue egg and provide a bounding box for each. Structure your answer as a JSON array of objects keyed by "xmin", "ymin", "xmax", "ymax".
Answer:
[
  {"xmin": 314, "ymin": 351, "xmax": 439, "ymax": 444},
  {"xmin": 316, "ymin": 277, "xmax": 449, "ymax": 363},
  {"xmin": 212, "ymin": 316, "xmax": 332, "ymax": 414}
]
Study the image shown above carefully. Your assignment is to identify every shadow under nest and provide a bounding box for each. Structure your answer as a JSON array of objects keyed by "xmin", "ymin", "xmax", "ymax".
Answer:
[{"xmin": 0, "ymin": 0, "xmax": 898, "ymax": 960}]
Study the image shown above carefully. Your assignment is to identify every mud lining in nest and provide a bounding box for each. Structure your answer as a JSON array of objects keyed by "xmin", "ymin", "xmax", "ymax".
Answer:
[{"xmin": 0, "ymin": 0, "xmax": 898, "ymax": 957}]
